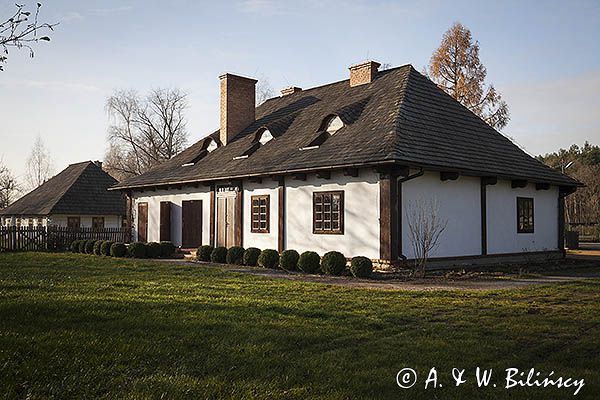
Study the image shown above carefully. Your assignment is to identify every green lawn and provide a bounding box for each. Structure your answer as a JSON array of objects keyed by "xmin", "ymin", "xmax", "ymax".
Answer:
[{"xmin": 0, "ymin": 253, "xmax": 598, "ymax": 399}]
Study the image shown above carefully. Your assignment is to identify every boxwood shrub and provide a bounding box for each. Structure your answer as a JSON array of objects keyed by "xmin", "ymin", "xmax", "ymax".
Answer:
[
  {"xmin": 84, "ymin": 240, "xmax": 96, "ymax": 254},
  {"xmin": 159, "ymin": 241, "xmax": 176, "ymax": 258},
  {"xmin": 279, "ymin": 249, "xmax": 299, "ymax": 271},
  {"xmin": 350, "ymin": 256, "xmax": 373, "ymax": 278},
  {"xmin": 146, "ymin": 242, "xmax": 161, "ymax": 259},
  {"xmin": 101, "ymin": 241, "xmax": 114, "ymax": 256},
  {"xmin": 93, "ymin": 240, "xmax": 104, "ymax": 256},
  {"xmin": 110, "ymin": 242, "xmax": 127, "ymax": 257},
  {"xmin": 70, "ymin": 240, "xmax": 80, "ymax": 253},
  {"xmin": 298, "ymin": 251, "xmax": 321, "ymax": 274},
  {"xmin": 226, "ymin": 246, "xmax": 245, "ymax": 265},
  {"xmin": 243, "ymin": 247, "xmax": 261, "ymax": 266},
  {"xmin": 258, "ymin": 249, "xmax": 279, "ymax": 269},
  {"xmin": 127, "ymin": 242, "xmax": 147, "ymax": 258},
  {"xmin": 78, "ymin": 240, "xmax": 86, "ymax": 253},
  {"xmin": 210, "ymin": 246, "xmax": 227, "ymax": 263},
  {"xmin": 321, "ymin": 251, "xmax": 346, "ymax": 275},
  {"xmin": 197, "ymin": 245, "xmax": 214, "ymax": 262}
]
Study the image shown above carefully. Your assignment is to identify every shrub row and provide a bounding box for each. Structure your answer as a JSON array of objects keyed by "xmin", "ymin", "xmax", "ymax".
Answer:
[
  {"xmin": 195, "ymin": 245, "xmax": 373, "ymax": 278},
  {"xmin": 69, "ymin": 239, "xmax": 176, "ymax": 259}
]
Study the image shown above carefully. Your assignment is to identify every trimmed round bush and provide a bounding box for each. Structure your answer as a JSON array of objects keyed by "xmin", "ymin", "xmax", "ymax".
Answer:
[
  {"xmin": 243, "ymin": 247, "xmax": 261, "ymax": 266},
  {"xmin": 197, "ymin": 245, "xmax": 214, "ymax": 262},
  {"xmin": 127, "ymin": 242, "xmax": 147, "ymax": 258},
  {"xmin": 279, "ymin": 249, "xmax": 299, "ymax": 271},
  {"xmin": 350, "ymin": 256, "xmax": 373, "ymax": 278},
  {"xmin": 298, "ymin": 251, "xmax": 321, "ymax": 274},
  {"xmin": 210, "ymin": 246, "xmax": 227, "ymax": 263},
  {"xmin": 110, "ymin": 242, "xmax": 127, "ymax": 257},
  {"xmin": 84, "ymin": 240, "xmax": 96, "ymax": 254},
  {"xmin": 146, "ymin": 242, "xmax": 161, "ymax": 259},
  {"xmin": 159, "ymin": 241, "xmax": 176, "ymax": 258},
  {"xmin": 70, "ymin": 240, "xmax": 80, "ymax": 253},
  {"xmin": 78, "ymin": 240, "xmax": 86, "ymax": 253},
  {"xmin": 101, "ymin": 241, "xmax": 114, "ymax": 256},
  {"xmin": 93, "ymin": 240, "xmax": 104, "ymax": 256},
  {"xmin": 321, "ymin": 251, "xmax": 347, "ymax": 275},
  {"xmin": 258, "ymin": 249, "xmax": 279, "ymax": 269},
  {"xmin": 226, "ymin": 246, "xmax": 245, "ymax": 265}
]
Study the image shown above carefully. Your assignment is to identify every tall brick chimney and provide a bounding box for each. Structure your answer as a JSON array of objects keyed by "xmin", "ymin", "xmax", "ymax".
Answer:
[
  {"xmin": 349, "ymin": 60, "xmax": 381, "ymax": 87},
  {"xmin": 219, "ymin": 73, "xmax": 257, "ymax": 145}
]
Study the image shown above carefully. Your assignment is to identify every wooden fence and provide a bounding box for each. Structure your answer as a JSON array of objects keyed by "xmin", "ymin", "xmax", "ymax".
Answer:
[{"xmin": 0, "ymin": 226, "xmax": 130, "ymax": 252}]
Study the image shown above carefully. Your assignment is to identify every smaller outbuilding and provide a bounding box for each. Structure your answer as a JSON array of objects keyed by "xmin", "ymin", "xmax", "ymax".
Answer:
[{"xmin": 0, "ymin": 161, "xmax": 126, "ymax": 229}]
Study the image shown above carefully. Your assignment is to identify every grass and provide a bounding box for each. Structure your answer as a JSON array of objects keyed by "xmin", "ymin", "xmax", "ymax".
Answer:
[{"xmin": 0, "ymin": 252, "xmax": 598, "ymax": 399}]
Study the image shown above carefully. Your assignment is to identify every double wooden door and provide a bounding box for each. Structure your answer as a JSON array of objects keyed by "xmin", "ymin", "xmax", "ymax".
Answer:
[
  {"xmin": 216, "ymin": 195, "xmax": 237, "ymax": 248},
  {"xmin": 182, "ymin": 200, "xmax": 202, "ymax": 248},
  {"xmin": 137, "ymin": 203, "xmax": 148, "ymax": 242}
]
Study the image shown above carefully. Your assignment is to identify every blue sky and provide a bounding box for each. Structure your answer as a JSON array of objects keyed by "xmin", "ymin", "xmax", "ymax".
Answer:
[{"xmin": 1, "ymin": 0, "xmax": 599, "ymax": 182}]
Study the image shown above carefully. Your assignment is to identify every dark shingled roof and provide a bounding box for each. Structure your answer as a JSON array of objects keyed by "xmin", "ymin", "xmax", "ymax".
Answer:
[
  {"xmin": 112, "ymin": 65, "xmax": 579, "ymax": 190},
  {"xmin": 0, "ymin": 161, "xmax": 126, "ymax": 216}
]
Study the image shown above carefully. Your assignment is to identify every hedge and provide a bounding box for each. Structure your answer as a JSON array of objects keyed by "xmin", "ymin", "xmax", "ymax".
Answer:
[
  {"xmin": 279, "ymin": 249, "xmax": 299, "ymax": 271},
  {"xmin": 298, "ymin": 251, "xmax": 320, "ymax": 274},
  {"xmin": 146, "ymin": 242, "xmax": 161, "ymax": 259},
  {"xmin": 210, "ymin": 246, "xmax": 227, "ymax": 263},
  {"xmin": 127, "ymin": 242, "xmax": 147, "ymax": 258},
  {"xmin": 101, "ymin": 241, "xmax": 114, "ymax": 256},
  {"xmin": 159, "ymin": 241, "xmax": 176, "ymax": 258},
  {"xmin": 226, "ymin": 246, "xmax": 245, "ymax": 265},
  {"xmin": 84, "ymin": 240, "xmax": 95, "ymax": 254},
  {"xmin": 197, "ymin": 245, "xmax": 214, "ymax": 262},
  {"xmin": 243, "ymin": 247, "xmax": 261, "ymax": 266},
  {"xmin": 321, "ymin": 251, "xmax": 346, "ymax": 275},
  {"xmin": 93, "ymin": 240, "xmax": 104, "ymax": 256},
  {"xmin": 110, "ymin": 242, "xmax": 127, "ymax": 257},
  {"xmin": 350, "ymin": 256, "xmax": 373, "ymax": 278},
  {"xmin": 258, "ymin": 249, "xmax": 279, "ymax": 269}
]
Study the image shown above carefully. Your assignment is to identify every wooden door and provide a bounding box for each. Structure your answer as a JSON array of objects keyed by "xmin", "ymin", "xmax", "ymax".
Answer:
[
  {"xmin": 216, "ymin": 196, "xmax": 237, "ymax": 247},
  {"xmin": 159, "ymin": 201, "xmax": 171, "ymax": 242},
  {"xmin": 67, "ymin": 217, "xmax": 80, "ymax": 229},
  {"xmin": 182, "ymin": 200, "xmax": 202, "ymax": 248},
  {"xmin": 137, "ymin": 202, "xmax": 148, "ymax": 243}
]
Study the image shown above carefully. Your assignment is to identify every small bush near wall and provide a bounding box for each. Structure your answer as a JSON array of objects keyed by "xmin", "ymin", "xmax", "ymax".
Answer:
[
  {"xmin": 321, "ymin": 251, "xmax": 347, "ymax": 276},
  {"xmin": 93, "ymin": 241, "xmax": 104, "ymax": 256},
  {"xmin": 197, "ymin": 245, "xmax": 214, "ymax": 262},
  {"xmin": 78, "ymin": 240, "xmax": 86, "ymax": 253},
  {"xmin": 243, "ymin": 248, "xmax": 261, "ymax": 266},
  {"xmin": 258, "ymin": 249, "xmax": 279, "ymax": 269},
  {"xmin": 146, "ymin": 242, "xmax": 161, "ymax": 259},
  {"xmin": 101, "ymin": 241, "xmax": 114, "ymax": 256},
  {"xmin": 350, "ymin": 256, "xmax": 373, "ymax": 278},
  {"xmin": 159, "ymin": 242, "xmax": 176, "ymax": 258},
  {"xmin": 127, "ymin": 242, "xmax": 147, "ymax": 258},
  {"xmin": 210, "ymin": 247, "xmax": 227, "ymax": 263},
  {"xmin": 226, "ymin": 246, "xmax": 245, "ymax": 265},
  {"xmin": 279, "ymin": 250, "xmax": 299, "ymax": 271},
  {"xmin": 70, "ymin": 240, "xmax": 80, "ymax": 253},
  {"xmin": 84, "ymin": 240, "xmax": 96, "ymax": 254},
  {"xmin": 110, "ymin": 242, "xmax": 127, "ymax": 257},
  {"xmin": 298, "ymin": 251, "xmax": 321, "ymax": 274}
]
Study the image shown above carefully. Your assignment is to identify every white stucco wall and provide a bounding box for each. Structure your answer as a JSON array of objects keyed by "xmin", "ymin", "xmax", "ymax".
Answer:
[
  {"xmin": 285, "ymin": 169, "xmax": 380, "ymax": 259},
  {"xmin": 487, "ymin": 181, "xmax": 558, "ymax": 254},
  {"xmin": 243, "ymin": 180, "xmax": 279, "ymax": 250},
  {"xmin": 401, "ymin": 171, "xmax": 482, "ymax": 258},
  {"xmin": 132, "ymin": 187, "xmax": 211, "ymax": 246}
]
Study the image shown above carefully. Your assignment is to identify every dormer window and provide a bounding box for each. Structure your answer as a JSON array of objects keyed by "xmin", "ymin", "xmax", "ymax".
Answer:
[
  {"xmin": 206, "ymin": 139, "xmax": 218, "ymax": 152},
  {"xmin": 324, "ymin": 115, "xmax": 344, "ymax": 134},
  {"xmin": 258, "ymin": 129, "xmax": 273, "ymax": 145}
]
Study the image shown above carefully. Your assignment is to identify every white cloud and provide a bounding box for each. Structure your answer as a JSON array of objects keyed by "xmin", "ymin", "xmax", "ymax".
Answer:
[
  {"xmin": 500, "ymin": 70, "xmax": 600, "ymax": 155},
  {"xmin": 59, "ymin": 11, "xmax": 84, "ymax": 23},
  {"xmin": 92, "ymin": 6, "xmax": 133, "ymax": 16}
]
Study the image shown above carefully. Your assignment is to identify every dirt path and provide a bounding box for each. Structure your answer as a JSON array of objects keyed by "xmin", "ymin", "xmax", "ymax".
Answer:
[{"xmin": 162, "ymin": 259, "xmax": 600, "ymax": 291}]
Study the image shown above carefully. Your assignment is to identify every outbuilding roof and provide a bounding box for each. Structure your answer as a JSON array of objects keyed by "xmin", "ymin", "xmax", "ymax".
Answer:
[
  {"xmin": 0, "ymin": 161, "xmax": 126, "ymax": 216},
  {"xmin": 112, "ymin": 65, "xmax": 580, "ymax": 190}
]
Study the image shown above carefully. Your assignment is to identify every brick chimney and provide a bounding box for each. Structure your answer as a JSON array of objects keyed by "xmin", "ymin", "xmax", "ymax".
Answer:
[
  {"xmin": 280, "ymin": 86, "xmax": 302, "ymax": 96},
  {"xmin": 349, "ymin": 60, "xmax": 381, "ymax": 87},
  {"xmin": 219, "ymin": 73, "xmax": 257, "ymax": 145}
]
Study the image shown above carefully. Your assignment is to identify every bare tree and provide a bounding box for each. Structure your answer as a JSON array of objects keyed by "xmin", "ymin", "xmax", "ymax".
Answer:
[
  {"xmin": 0, "ymin": 160, "xmax": 20, "ymax": 209},
  {"xmin": 406, "ymin": 199, "xmax": 448, "ymax": 277},
  {"xmin": 256, "ymin": 76, "xmax": 275, "ymax": 105},
  {"xmin": 25, "ymin": 136, "xmax": 53, "ymax": 190},
  {"xmin": 427, "ymin": 22, "xmax": 509, "ymax": 130},
  {"xmin": 1, "ymin": 3, "xmax": 57, "ymax": 71},
  {"xmin": 105, "ymin": 88, "xmax": 189, "ymax": 180}
]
